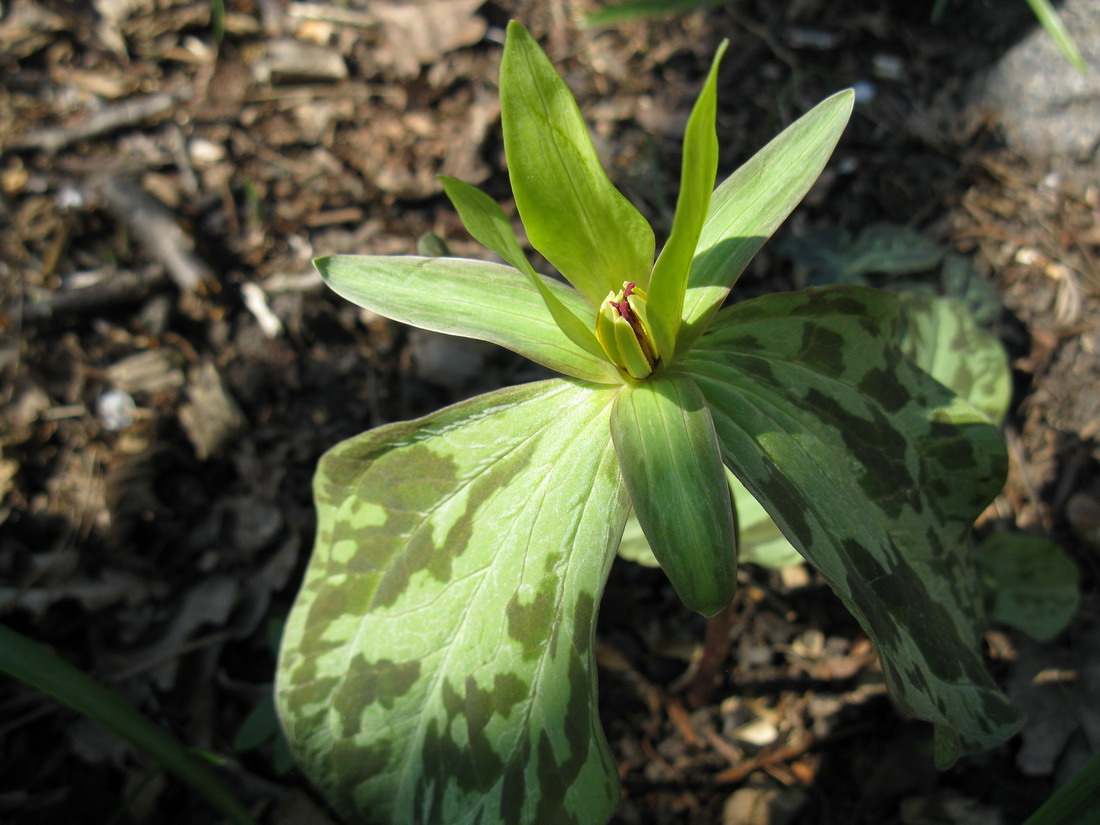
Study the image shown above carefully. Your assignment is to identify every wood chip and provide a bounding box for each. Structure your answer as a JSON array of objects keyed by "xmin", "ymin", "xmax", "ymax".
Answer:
[{"xmin": 178, "ymin": 360, "xmax": 246, "ymax": 460}]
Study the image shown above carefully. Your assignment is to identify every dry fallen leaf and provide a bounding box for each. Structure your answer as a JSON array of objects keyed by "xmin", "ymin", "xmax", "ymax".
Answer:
[{"xmin": 370, "ymin": 0, "xmax": 486, "ymax": 78}]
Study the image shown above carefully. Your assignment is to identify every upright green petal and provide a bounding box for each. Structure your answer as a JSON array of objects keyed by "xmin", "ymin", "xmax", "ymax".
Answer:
[
  {"xmin": 277, "ymin": 380, "xmax": 628, "ymax": 825},
  {"xmin": 678, "ymin": 286, "xmax": 1023, "ymax": 757},
  {"xmin": 317, "ymin": 255, "xmax": 618, "ymax": 384},
  {"xmin": 501, "ymin": 21, "xmax": 655, "ymax": 307},
  {"xmin": 439, "ymin": 175, "xmax": 609, "ymax": 364},
  {"xmin": 678, "ymin": 89, "xmax": 854, "ymax": 355},
  {"xmin": 610, "ymin": 373, "xmax": 736, "ymax": 616},
  {"xmin": 645, "ymin": 42, "xmax": 725, "ymax": 361}
]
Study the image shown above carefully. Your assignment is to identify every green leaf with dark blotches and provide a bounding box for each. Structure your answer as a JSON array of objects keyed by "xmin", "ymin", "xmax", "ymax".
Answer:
[
  {"xmin": 677, "ymin": 285, "xmax": 1024, "ymax": 758},
  {"xmin": 276, "ymin": 380, "xmax": 628, "ymax": 825},
  {"xmin": 611, "ymin": 373, "xmax": 736, "ymax": 616},
  {"xmin": 898, "ymin": 293, "xmax": 1012, "ymax": 425},
  {"xmin": 975, "ymin": 532, "xmax": 1079, "ymax": 641}
]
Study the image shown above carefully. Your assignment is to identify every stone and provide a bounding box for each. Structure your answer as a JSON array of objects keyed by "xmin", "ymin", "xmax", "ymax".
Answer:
[{"xmin": 969, "ymin": 0, "xmax": 1100, "ymax": 165}]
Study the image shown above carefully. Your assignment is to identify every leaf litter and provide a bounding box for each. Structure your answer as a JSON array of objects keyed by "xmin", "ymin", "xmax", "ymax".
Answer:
[{"xmin": 0, "ymin": 1, "xmax": 1097, "ymax": 823}]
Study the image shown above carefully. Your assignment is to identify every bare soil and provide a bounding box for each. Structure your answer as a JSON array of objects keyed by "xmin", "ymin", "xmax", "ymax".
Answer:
[{"xmin": 1, "ymin": 2, "xmax": 1097, "ymax": 824}]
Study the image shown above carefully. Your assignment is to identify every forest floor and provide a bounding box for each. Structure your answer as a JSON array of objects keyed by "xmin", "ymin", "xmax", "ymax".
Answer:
[{"xmin": 1, "ymin": 1, "xmax": 1098, "ymax": 824}]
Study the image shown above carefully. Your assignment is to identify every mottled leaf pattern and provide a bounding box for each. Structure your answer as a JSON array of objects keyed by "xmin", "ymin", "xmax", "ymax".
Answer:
[
  {"xmin": 277, "ymin": 380, "xmax": 628, "ymax": 825},
  {"xmin": 677, "ymin": 286, "xmax": 1024, "ymax": 755},
  {"xmin": 898, "ymin": 294, "xmax": 1012, "ymax": 425}
]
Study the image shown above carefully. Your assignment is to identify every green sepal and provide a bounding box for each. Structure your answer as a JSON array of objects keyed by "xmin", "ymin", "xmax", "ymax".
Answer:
[
  {"xmin": 501, "ymin": 21, "xmax": 655, "ymax": 308},
  {"xmin": 679, "ymin": 89, "xmax": 855, "ymax": 355},
  {"xmin": 439, "ymin": 175, "xmax": 610, "ymax": 366},
  {"xmin": 646, "ymin": 41, "xmax": 725, "ymax": 361},
  {"xmin": 680, "ymin": 285, "xmax": 1024, "ymax": 755},
  {"xmin": 316, "ymin": 255, "xmax": 619, "ymax": 384},
  {"xmin": 610, "ymin": 373, "xmax": 737, "ymax": 616},
  {"xmin": 276, "ymin": 379, "xmax": 628, "ymax": 825}
]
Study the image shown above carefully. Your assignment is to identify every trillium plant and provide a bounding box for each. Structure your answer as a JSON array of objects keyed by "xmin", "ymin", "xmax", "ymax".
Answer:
[{"xmin": 276, "ymin": 21, "xmax": 1023, "ymax": 825}]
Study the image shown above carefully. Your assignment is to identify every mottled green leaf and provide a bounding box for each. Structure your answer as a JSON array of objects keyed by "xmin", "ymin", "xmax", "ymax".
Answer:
[
  {"xmin": 975, "ymin": 533, "xmax": 1079, "ymax": 641},
  {"xmin": 317, "ymin": 255, "xmax": 618, "ymax": 384},
  {"xmin": 618, "ymin": 467, "xmax": 801, "ymax": 570},
  {"xmin": 678, "ymin": 285, "xmax": 1024, "ymax": 756},
  {"xmin": 440, "ymin": 175, "xmax": 609, "ymax": 363},
  {"xmin": 501, "ymin": 21, "xmax": 654, "ymax": 307},
  {"xmin": 646, "ymin": 42, "xmax": 724, "ymax": 360},
  {"xmin": 611, "ymin": 374, "xmax": 736, "ymax": 616},
  {"xmin": 276, "ymin": 380, "xmax": 628, "ymax": 825},
  {"xmin": 939, "ymin": 255, "xmax": 1002, "ymax": 326},
  {"xmin": 781, "ymin": 223, "xmax": 943, "ymax": 286},
  {"xmin": 847, "ymin": 224, "xmax": 943, "ymax": 278},
  {"xmin": 679, "ymin": 89, "xmax": 854, "ymax": 354},
  {"xmin": 899, "ymin": 294, "xmax": 1012, "ymax": 425}
]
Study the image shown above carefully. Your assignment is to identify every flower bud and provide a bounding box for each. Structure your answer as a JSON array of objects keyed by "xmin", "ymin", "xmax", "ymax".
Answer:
[{"xmin": 596, "ymin": 282, "xmax": 658, "ymax": 380}]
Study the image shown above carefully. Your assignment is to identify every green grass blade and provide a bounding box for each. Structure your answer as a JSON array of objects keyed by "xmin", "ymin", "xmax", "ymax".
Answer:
[
  {"xmin": 0, "ymin": 623, "xmax": 255, "ymax": 825},
  {"xmin": 1023, "ymin": 748, "xmax": 1100, "ymax": 825},
  {"xmin": 1024, "ymin": 0, "xmax": 1086, "ymax": 71},
  {"xmin": 585, "ymin": 0, "xmax": 726, "ymax": 27}
]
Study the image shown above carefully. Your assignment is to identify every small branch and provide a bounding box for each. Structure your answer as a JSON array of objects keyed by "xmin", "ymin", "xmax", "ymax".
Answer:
[
  {"xmin": 93, "ymin": 176, "xmax": 215, "ymax": 292},
  {"xmin": 11, "ymin": 92, "xmax": 189, "ymax": 155},
  {"xmin": 18, "ymin": 269, "xmax": 166, "ymax": 323}
]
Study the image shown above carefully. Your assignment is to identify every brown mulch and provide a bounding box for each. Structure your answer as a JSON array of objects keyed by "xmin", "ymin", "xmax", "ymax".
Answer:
[{"xmin": 1, "ymin": 1, "xmax": 1097, "ymax": 824}]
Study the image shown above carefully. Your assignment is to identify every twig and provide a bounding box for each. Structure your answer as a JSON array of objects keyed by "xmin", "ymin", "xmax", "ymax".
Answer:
[
  {"xmin": 11, "ymin": 92, "xmax": 188, "ymax": 155},
  {"xmin": 18, "ymin": 269, "xmax": 167, "ymax": 323},
  {"xmin": 93, "ymin": 176, "xmax": 215, "ymax": 292}
]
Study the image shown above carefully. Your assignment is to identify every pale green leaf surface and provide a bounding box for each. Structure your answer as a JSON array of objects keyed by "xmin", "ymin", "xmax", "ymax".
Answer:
[
  {"xmin": 276, "ymin": 380, "xmax": 628, "ymax": 825},
  {"xmin": 611, "ymin": 374, "xmax": 736, "ymax": 616},
  {"xmin": 678, "ymin": 286, "xmax": 1024, "ymax": 754},
  {"xmin": 501, "ymin": 22, "xmax": 655, "ymax": 307},
  {"xmin": 646, "ymin": 42, "xmax": 724, "ymax": 359},
  {"xmin": 975, "ymin": 533, "xmax": 1079, "ymax": 642},
  {"xmin": 439, "ymin": 176, "xmax": 609, "ymax": 363},
  {"xmin": 898, "ymin": 294, "xmax": 1012, "ymax": 426},
  {"xmin": 317, "ymin": 255, "xmax": 618, "ymax": 384},
  {"xmin": 679, "ymin": 90, "xmax": 854, "ymax": 354}
]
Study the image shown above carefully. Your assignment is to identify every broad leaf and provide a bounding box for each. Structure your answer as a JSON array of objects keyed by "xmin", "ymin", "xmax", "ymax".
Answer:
[
  {"xmin": 646, "ymin": 42, "xmax": 724, "ymax": 360},
  {"xmin": 974, "ymin": 532, "xmax": 1079, "ymax": 642},
  {"xmin": 276, "ymin": 380, "xmax": 628, "ymax": 825},
  {"xmin": 678, "ymin": 286, "xmax": 1024, "ymax": 757},
  {"xmin": 679, "ymin": 89, "xmax": 854, "ymax": 354},
  {"xmin": 317, "ymin": 255, "xmax": 618, "ymax": 384},
  {"xmin": 618, "ymin": 466, "xmax": 801, "ymax": 570},
  {"xmin": 898, "ymin": 294, "xmax": 1012, "ymax": 425},
  {"xmin": 439, "ymin": 175, "xmax": 608, "ymax": 363},
  {"xmin": 501, "ymin": 22, "xmax": 655, "ymax": 307},
  {"xmin": 611, "ymin": 374, "xmax": 736, "ymax": 616}
]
